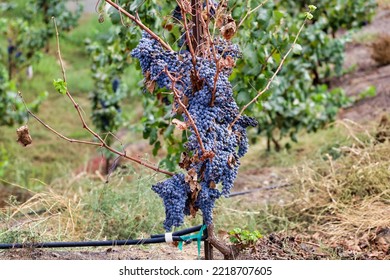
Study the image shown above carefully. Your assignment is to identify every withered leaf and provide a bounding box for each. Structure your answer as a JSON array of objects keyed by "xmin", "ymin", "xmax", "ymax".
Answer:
[
  {"xmin": 185, "ymin": 168, "xmax": 198, "ymax": 189},
  {"xmin": 189, "ymin": 204, "xmax": 199, "ymax": 218},
  {"xmin": 227, "ymin": 154, "xmax": 236, "ymax": 168},
  {"xmin": 216, "ymin": 15, "xmax": 224, "ymax": 29},
  {"xmin": 221, "ymin": 21, "xmax": 236, "ymax": 40},
  {"xmin": 179, "ymin": 152, "xmax": 192, "ymax": 169},
  {"xmin": 219, "ymin": 55, "xmax": 235, "ymax": 69},
  {"xmin": 144, "ymin": 71, "xmax": 156, "ymax": 93},
  {"xmin": 185, "ymin": 168, "xmax": 201, "ymax": 218},
  {"xmin": 16, "ymin": 125, "xmax": 32, "ymax": 147},
  {"xmin": 172, "ymin": 118, "xmax": 188, "ymax": 131},
  {"xmin": 163, "ymin": 23, "xmax": 173, "ymax": 31}
]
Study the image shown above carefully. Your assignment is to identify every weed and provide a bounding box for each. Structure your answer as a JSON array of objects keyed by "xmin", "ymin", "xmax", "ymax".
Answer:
[{"xmin": 228, "ymin": 228, "xmax": 262, "ymax": 248}]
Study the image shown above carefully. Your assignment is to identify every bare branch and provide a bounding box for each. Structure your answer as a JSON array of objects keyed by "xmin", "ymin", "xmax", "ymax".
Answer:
[
  {"xmin": 22, "ymin": 18, "xmax": 176, "ymax": 177},
  {"xmin": 237, "ymin": 0, "xmax": 270, "ymax": 30},
  {"xmin": 230, "ymin": 19, "xmax": 307, "ymax": 129},
  {"xmin": 18, "ymin": 92, "xmax": 101, "ymax": 148},
  {"xmin": 53, "ymin": 18, "xmax": 67, "ymax": 82},
  {"xmin": 259, "ymin": 47, "xmax": 277, "ymax": 74},
  {"xmin": 19, "ymin": 92, "xmax": 174, "ymax": 176},
  {"xmin": 103, "ymin": 0, "xmax": 173, "ymax": 51}
]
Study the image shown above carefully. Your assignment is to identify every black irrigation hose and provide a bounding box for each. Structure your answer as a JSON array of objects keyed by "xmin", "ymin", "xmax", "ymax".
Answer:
[
  {"xmin": 228, "ymin": 182, "xmax": 291, "ymax": 198},
  {"xmin": 0, "ymin": 235, "xmax": 206, "ymax": 250},
  {"xmin": 150, "ymin": 224, "xmax": 203, "ymax": 238}
]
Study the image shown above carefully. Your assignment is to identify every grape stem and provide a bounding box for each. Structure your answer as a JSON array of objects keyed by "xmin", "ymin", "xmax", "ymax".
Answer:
[
  {"xmin": 103, "ymin": 0, "xmax": 173, "ymax": 51},
  {"xmin": 229, "ymin": 19, "xmax": 307, "ymax": 129},
  {"xmin": 176, "ymin": 0, "xmax": 203, "ymax": 88},
  {"xmin": 164, "ymin": 67, "xmax": 209, "ymax": 157}
]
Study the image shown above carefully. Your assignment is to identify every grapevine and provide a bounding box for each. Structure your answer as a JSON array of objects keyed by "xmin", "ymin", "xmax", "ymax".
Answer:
[{"xmin": 16, "ymin": 0, "xmax": 311, "ymax": 258}]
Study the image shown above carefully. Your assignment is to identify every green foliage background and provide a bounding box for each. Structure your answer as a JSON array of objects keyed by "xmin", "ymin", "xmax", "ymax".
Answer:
[{"xmin": 85, "ymin": 0, "xmax": 376, "ymax": 169}]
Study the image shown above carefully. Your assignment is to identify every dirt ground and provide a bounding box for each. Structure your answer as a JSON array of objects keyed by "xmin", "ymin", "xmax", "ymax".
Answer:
[
  {"xmin": 1, "ymin": 8, "xmax": 390, "ymax": 261},
  {"xmin": 333, "ymin": 10, "xmax": 390, "ymax": 122}
]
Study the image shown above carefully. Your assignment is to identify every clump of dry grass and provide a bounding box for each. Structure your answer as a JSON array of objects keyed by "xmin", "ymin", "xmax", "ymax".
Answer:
[
  {"xmin": 377, "ymin": 0, "xmax": 390, "ymax": 9},
  {"xmin": 0, "ymin": 187, "xmax": 82, "ymax": 243},
  {"xmin": 0, "ymin": 170, "xmax": 173, "ymax": 244},
  {"xmin": 286, "ymin": 120, "xmax": 390, "ymax": 253},
  {"xmin": 371, "ymin": 34, "xmax": 390, "ymax": 66}
]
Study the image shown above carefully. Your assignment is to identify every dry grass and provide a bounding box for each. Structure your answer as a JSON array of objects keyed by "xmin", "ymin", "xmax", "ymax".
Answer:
[
  {"xmin": 378, "ymin": 0, "xmax": 390, "ymax": 9},
  {"xmin": 284, "ymin": 120, "xmax": 390, "ymax": 253},
  {"xmin": 0, "ymin": 168, "xmax": 197, "ymax": 243},
  {"xmin": 0, "ymin": 182, "xmax": 83, "ymax": 243},
  {"xmin": 371, "ymin": 34, "xmax": 390, "ymax": 66}
]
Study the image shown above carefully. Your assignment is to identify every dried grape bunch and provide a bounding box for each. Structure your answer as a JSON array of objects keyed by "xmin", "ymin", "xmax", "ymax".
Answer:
[{"xmin": 16, "ymin": 125, "xmax": 32, "ymax": 146}]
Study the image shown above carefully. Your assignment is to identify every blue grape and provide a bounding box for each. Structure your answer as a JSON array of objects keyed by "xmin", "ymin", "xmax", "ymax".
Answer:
[{"xmin": 132, "ymin": 22, "xmax": 257, "ymax": 229}]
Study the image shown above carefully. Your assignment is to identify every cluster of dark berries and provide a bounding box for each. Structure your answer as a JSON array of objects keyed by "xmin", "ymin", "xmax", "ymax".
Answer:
[{"xmin": 131, "ymin": 26, "xmax": 256, "ymax": 231}]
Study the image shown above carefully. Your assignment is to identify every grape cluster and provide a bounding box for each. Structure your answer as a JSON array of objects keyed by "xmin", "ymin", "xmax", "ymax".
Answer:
[
  {"xmin": 132, "ymin": 30, "xmax": 256, "ymax": 231},
  {"xmin": 151, "ymin": 174, "xmax": 190, "ymax": 230}
]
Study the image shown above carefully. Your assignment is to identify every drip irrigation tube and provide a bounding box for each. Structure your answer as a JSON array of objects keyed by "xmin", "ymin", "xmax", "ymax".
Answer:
[
  {"xmin": 150, "ymin": 224, "xmax": 203, "ymax": 238},
  {"xmin": 228, "ymin": 182, "xmax": 291, "ymax": 198},
  {"xmin": 0, "ymin": 235, "xmax": 206, "ymax": 250}
]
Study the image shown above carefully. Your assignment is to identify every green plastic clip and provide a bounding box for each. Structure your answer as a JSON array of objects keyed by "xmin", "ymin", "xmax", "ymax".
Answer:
[{"xmin": 178, "ymin": 225, "xmax": 207, "ymax": 258}]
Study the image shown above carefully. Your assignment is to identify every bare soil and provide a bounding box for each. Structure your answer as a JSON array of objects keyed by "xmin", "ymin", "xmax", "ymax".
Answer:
[{"xmin": 333, "ymin": 10, "xmax": 390, "ymax": 122}]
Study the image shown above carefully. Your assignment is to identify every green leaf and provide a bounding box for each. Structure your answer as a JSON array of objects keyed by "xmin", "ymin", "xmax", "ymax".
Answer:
[
  {"xmin": 53, "ymin": 79, "xmax": 67, "ymax": 95},
  {"xmin": 305, "ymin": 12, "xmax": 314, "ymax": 20},
  {"xmin": 152, "ymin": 141, "xmax": 161, "ymax": 156},
  {"xmin": 308, "ymin": 5, "xmax": 317, "ymax": 12}
]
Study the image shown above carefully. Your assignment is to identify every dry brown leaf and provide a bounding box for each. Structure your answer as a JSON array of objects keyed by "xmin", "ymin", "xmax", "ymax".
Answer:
[
  {"xmin": 172, "ymin": 118, "xmax": 188, "ymax": 130},
  {"xmin": 216, "ymin": 15, "xmax": 225, "ymax": 29},
  {"xmin": 227, "ymin": 154, "xmax": 236, "ymax": 168},
  {"xmin": 179, "ymin": 152, "xmax": 192, "ymax": 169},
  {"xmin": 144, "ymin": 71, "xmax": 156, "ymax": 93},
  {"xmin": 185, "ymin": 168, "xmax": 202, "ymax": 217},
  {"xmin": 219, "ymin": 55, "xmax": 235, "ymax": 69},
  {"xmin": 16, "ymin": 125, "xmax": 32, "ymax": 147},
  {"xmin": 185, "ymin": 168, "xmax": 199, "ymax": 191},
  {"xmin": 163, "ymin": 22, "xmax": 173, "ymax": 31},
  {"xmin": 221, "ymin": 21, "xmax": 236, "ymax": 40}
]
